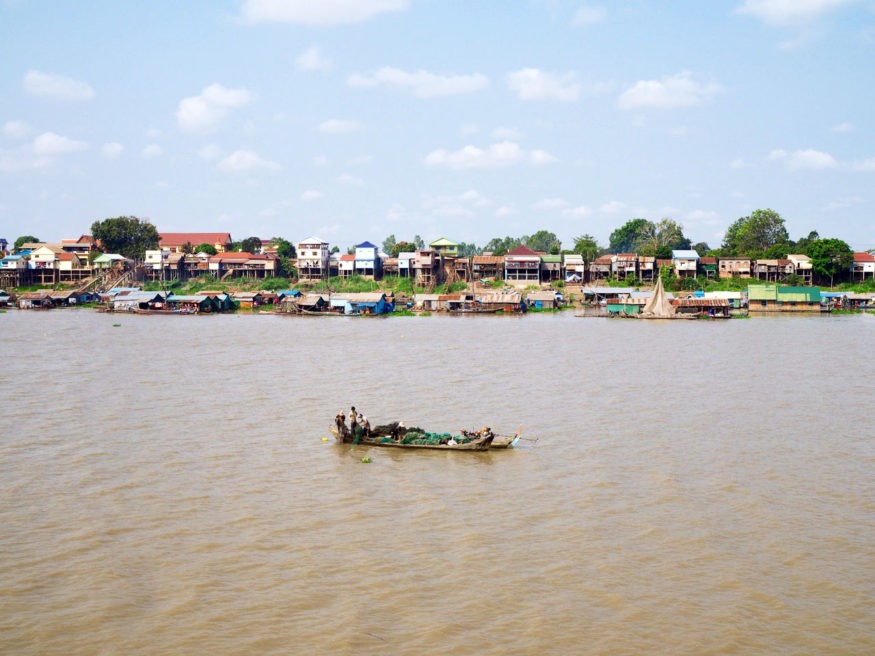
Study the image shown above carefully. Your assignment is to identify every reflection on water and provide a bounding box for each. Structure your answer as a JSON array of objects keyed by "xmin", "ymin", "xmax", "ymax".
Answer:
[{"xmin": 1, "ymin": 310, "xmax": 873, "ymax": 655}]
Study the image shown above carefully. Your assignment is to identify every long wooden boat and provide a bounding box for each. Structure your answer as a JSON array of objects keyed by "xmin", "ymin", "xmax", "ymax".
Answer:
[{"xmin": 330, "ymin": 423, "xmax": 495, "ymax": 451}]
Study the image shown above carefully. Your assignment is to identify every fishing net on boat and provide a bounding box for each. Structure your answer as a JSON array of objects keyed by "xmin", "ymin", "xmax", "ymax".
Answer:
[{"xmin": 398, "ymin": 430, "xmax": 471, "ymax": 445}]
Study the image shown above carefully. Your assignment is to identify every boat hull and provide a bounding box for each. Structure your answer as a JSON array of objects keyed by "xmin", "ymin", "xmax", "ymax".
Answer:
[{"xmin": 330, "ymin": 426, "xmax": 494, "ymax": 451}]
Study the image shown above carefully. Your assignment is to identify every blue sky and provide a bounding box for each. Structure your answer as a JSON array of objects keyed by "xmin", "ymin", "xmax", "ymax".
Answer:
[{"xmin": 2, "ymin": 0, "xmax": 874, "ymax": 252}]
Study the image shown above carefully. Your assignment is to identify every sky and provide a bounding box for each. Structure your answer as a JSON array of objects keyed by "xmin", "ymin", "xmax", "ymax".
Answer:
[{"xmin": 2, "ymin": 0, "xmax": 874, "ymax": 252}]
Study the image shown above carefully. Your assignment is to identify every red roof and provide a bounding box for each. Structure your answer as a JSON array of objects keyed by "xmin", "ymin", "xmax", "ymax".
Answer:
[
  {"xmin": 700, "ymin": 256, "xmax": 717, "ymax": 264},
  {"xmin": 506, "ymin": 245, "xmax": 540, "ymax": 257},
  {"xmin": 160, "ymin": 233, "xmax": 232, "ymax": 248},
  {"xmin": 340, "ymin": 254, "xmax": 355, "ymax": 261},
  {"xmin": 853, "ymin": 252, "xmax": 875, "ymax": 263}
]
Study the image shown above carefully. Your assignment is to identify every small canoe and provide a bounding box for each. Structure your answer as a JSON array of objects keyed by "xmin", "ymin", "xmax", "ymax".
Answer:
[{"xmin": 330, "ymin": 425, "xmax": 494, "ymax": 451}]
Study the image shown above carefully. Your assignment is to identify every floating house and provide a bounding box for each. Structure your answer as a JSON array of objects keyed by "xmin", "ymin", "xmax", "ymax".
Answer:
[{"xmin": 747, "ymin": 285, "xmax": 822, "ymax": 313}]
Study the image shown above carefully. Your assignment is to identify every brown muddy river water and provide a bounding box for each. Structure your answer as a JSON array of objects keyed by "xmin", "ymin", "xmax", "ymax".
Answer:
[{"xmin": 1, "ymin": 309, "xmax": 873, "ymax": 655}]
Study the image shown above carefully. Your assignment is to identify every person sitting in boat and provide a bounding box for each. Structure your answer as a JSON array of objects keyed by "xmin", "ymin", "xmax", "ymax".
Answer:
[
  {"xmin": 360, "ymin": 414, "xmax": 371, "ymax": 437},
  {"xmin": 335, "ymin": 412, "xmax": 346, "ymax": 435}
]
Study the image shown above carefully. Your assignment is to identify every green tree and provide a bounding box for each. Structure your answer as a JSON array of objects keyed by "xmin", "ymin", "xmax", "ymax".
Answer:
[
  {"xmin": 90, "ymin": 216, "xmax": 159, "ymax": 260},
  {"xmin": 793, "ymin": 230, "xmax": 820, "ymax": 253},
  {"xmin": 692, "ymin": 242, "xmax": 711, "ymax": 256},
  {"xmin": 572, "ymin": 234, "xmax": 601, "ymax": 264},
  {"xmin": 14, "ymin": 235, "xmax": 40, "ymax": 250},
  {"xmin": 271, "ymin": 237, "xmax": 296, "ymax": 260},
  {"xmin": 483, "ymin": 236, "xmax": 521, "ymax": 256},
  {"xmin": 239, "ymin": 236, "xmax": 262, "ymax": 254},
  {"xmin": 195, "ymin": 243, "xmax": 217, "ymax": 255},
  {"xmin": 806, "ymin": 238, "xmax": 852, "ymax": 287},
  {"xmin": 413, "ymin": 234, "xmax": 425, "ymax": 250},
  {"xmin": 382, "ymin": 234, "xmax": 397, "ymax": 254},
  {"xmin": 638, "ymin": 218, "xmax": 690, "ymax": 256},
  {"xmin": 457, "ymin": 242, "xmax": 480, "ymax": 257},
  {"xmin": 523, "ymin": 230, "xmax": 561, "ymax": 254},
  {"xmin": 391, "ymin": 241, "xmax": 416, "ymax": 256},
  {"xmin": 721, "ymin": 208, "xmax": 788, "ymax": 257},
  {"xmin": 609, "ymin": 218, "xmax": 650, "ymax": 253}
]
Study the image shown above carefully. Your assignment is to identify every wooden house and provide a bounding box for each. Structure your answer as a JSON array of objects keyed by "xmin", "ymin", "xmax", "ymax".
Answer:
[
  {"xmin": 412, "ymin": 293, "xmax": 441, "ymax": 311},
  {"xmin": 473, "ymin": 291, "xmax": 526, "ymax": 313},
  {"xmin": 429, "ymin": 237, "xmax": 459, "ymax": 257},
  {"xmin": 472, "ymin": 255, "xmax": 503, "ymax": 281},
  {"xmin": 411, "ymin": 250, "xmax": 441, "ymax": 286},
  {"xmin": 296, "ymin": 237, "xmax": 330, "ymax": 281},
  {"xmin": 747, "ymin": 285, "xmax": 822, "ymax": 313},
  {"xmin": 354, "ymin": 241, "xmax": 380, "ymax": 279},
  {"xmin": 718, "ymin": 257, "xmax": 751, "ymax": 279},
  {"xmin": 635, "ymin": 256, "xmax": 654, "ymax": 282},
  {"xmin": 161, "ymin": 295, "xmax": 215, "ymax": 313},
  {"xmin": 397, "ymin": 252, "xmax": 415, "ymax": 278},
  {"xmin": 338, "ymin": 254, "xmax": 355, "ymax": 278},
  {"xmin": 504, "ymin": 245, "xmax": 541, "ymax": 283},
  {"xmin": 18, "ymin": 291, "xmax": 54, "ymax": 309},
  {"xmin": 539, "ymin": 254, "xmax": 562, "ymax": 283},
  {"xmin": 851, "ymin": 252, "xmax": 875, "ymax": 281},
  {"xmin": 589, "ymin": 255, "xmax": 613, "ymax": 281},
  {"xmin": 231, "ymin": 291, "xmax": 265, "ymax": 309},
  {"xmin": 699, "ymin": 256, "xmax": 717, "ymax": 279},
  {"xmin": 672, "ymin": 250, "xmax": 699, "ymax": 278},
  {"xmin": 526, "ymin": 290, "xmax": 561, "ymax": 309},
  {"xmin": 612, "ymin": 253, "xmax": 638, "ymax": 281},
  {"xmin": 563, "ymin": 254, "xmax": 585, "ymax": 283},
  {"xmin": 787, "ymin": 254, "xmax": 813, "ymax": 284},
  {"xmin": 329, "ymin": 292, "xmax": 393, "ymax": 315},
  {"xmin": 440, "ymin": 293, "xmax": 477, "ymax": 312}
]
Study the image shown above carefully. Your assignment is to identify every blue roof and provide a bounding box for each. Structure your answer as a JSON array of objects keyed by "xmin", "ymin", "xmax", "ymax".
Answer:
[{"xmin": 356, "ymin": 241, "xmax": 377, "ymax": 249}]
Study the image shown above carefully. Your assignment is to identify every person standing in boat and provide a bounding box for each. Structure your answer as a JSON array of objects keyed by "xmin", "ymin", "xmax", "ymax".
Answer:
[
  {"xmin": 349, "ymin": 407, "xmax": 358, "ymax": 438},
  {"xmin": 335, "ymin": 411, "xmax": 346, "ymax": 436},
  {"xmin": 360, "ymin": 414, "xmax": 371, "ymax": 437}
]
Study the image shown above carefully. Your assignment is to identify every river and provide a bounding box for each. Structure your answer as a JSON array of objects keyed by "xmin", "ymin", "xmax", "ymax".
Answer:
[{"xmin": 1, "ymin": 309, "xmax": 873, "ymax": 655}]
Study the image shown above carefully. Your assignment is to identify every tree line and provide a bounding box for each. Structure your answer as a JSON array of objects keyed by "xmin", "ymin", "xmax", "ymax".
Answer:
[{"xmin": 9, "ymin": 209, "xmax": 860, "ymax": 286}]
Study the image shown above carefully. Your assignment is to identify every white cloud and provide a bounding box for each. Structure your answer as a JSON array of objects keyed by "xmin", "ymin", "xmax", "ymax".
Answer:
[
  {"xmin": 734, "ymin": 0, "xmax": 860, "ymax": 26},
  {"xmin": 532, "ymin": 198, "xmax": 569, "ymax": 211},
  {"xmin": 572, "ymin": 6, "xmax": 607, "ymax": 26},
  {"xmin": 218, "ymin": 149, "xmax": 280, "ymax": 171},
  {"xmin": 3, "ymin": 120, "xmax": 31, "ymax": 139},
  {"xmin": 177, "ymin": 84, "xmax": 252, "ymax": 134},
  {"xmin": 851, "ymin": 157, "xmax": 875, "ymax": 171},
  {"xmin": 530, "ymin": 149, "xmax": 558, "ymax": 165},
  {"xmin": 506, "ymin": 68, "xmax": 580, "ymax": 102},
  {"xmin": 23, "ymin": 70, "xmax": 95, "ymax": 102},
  {"xmin": 337, "ymin": 173, "xmax": 365, "ymax": 187},
  {"xmin": 348, "ymin": 67, "xmax": 488, "ymax": 98},
  {"xmin": 301, "ymin": 189, "xmax": 324, "ymax": 201},
  {"xmin": 831, "ymin": 121, "xmax": 854, "ymax": 133},
  {"xmin": 599, "ymin": 200, "xmax": 626, "ymax": 214},
  {"xmin": 771, "ymin": 148, "xmax": 838, "ymax": 169},
  {"xmin": 563, "ymin": 205, "xmax": 593, "ymax": 217},
  {"xmin": 241, "ymin": 0, "xmax": 408, "ymax": 25},
  {"xmin": 142, "ymin": 144, "xmax": 163, "ymax": 158},
  {"xmin": 495, "ymin": 205, "xmax": 516, "ymax": 217},
  {"xmin": 318, "ymin": 119, "xmax": 361, "ymax": 134},
  {"xmin": 617, "ymin": 71, "xmax": 722, "ymax": 110},
  {"xmin": 423, "ymin": 141, "xmax": 556, "ymax": 170},
  {"xmin": 730, "ymin": 158, "xmax": 748, "ymax": 169},
  {"xmin": 491, "ymin": 126, "xmax": 521, "ymax": 140},
  {"xmin": 102, "ymin": 142, "xmax": 124, "ymax": 158},
  {"xmin": 422, "ymin": 189, "xmax": 492, "ymax": 217},
  {"xmin": 199, "ymin": 143, "xmax": 222, "ymax": 161},
  {"xmin": 296, "ymin": 46, "xmax": 332, "ymax": 71},
  {"xmin": 32, "ymin": 131, "xmax": 88, "ymax": 156}
]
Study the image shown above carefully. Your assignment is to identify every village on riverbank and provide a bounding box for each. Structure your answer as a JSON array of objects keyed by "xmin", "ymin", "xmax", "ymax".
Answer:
[{"xmin": 2, "ymin": 231, "xmax": 875, "ymax": 316}]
